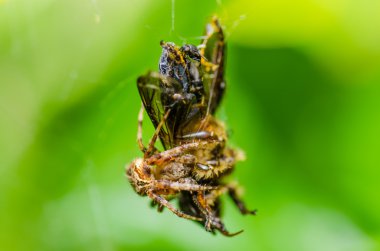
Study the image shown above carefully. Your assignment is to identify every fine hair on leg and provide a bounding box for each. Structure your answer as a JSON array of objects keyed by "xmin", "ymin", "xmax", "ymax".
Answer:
[{"xmin": 147, "ymin": 190, "xmax": 203, "ymax": 221}]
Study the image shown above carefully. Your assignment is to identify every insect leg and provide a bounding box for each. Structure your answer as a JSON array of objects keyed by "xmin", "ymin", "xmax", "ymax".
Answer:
[
  {"xmin": 137, "ymin": 103, "xmax": 147, "ymax": 153},
  {"xmin": 147, "ymin": 190, "xmax": 203, "ymax": 221},
  {"xmin": 144, "ymin": 109, "xmax": 171, "ymax": 158}
]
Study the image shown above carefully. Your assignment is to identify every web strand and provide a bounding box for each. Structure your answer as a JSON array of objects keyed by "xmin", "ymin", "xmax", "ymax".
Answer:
[{"xmin": 171, "ymin": 0, "xmax": 175, "ymax": 33}]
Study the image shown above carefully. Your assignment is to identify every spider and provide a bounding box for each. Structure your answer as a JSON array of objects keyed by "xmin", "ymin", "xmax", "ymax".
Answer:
[{"xmin": 127, "ymin": 17, "xmax": 256, "ymax": 236}]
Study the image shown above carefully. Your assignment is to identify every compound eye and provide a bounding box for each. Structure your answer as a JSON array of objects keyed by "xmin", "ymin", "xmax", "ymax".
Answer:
[{"xmin": 186, "ymin": 44, "xmax": 197, "ymax": 51}]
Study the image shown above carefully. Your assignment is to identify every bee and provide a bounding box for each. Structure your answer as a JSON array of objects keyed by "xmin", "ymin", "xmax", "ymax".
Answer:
[{"xmin": 126, "ymin": 17, "xmax": 256, "ymax": 236}]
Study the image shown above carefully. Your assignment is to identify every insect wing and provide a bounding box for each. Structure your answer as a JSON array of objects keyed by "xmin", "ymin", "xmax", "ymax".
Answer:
[
  {"xmin": 137, "ymin": 72, "xmax": 174, "ymax": 149},
  {"xmin": 137, "ymin": 72, "xmax": 197, "ymax": 149},
  {"xmin": 200, "ymin": 17, "xmax": 226, "ymax": 115}
]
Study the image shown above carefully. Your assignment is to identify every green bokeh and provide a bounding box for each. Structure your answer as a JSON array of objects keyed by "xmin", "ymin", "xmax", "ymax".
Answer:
[{"xmin": 1, "ymin": 0, "xmax": 379, "ymax": 250}]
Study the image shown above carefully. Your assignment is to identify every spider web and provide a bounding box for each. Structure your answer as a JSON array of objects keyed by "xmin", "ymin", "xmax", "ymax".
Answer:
[{"xmin": 171, "ymin": 0, "xmax": 175, "ymax": 33}]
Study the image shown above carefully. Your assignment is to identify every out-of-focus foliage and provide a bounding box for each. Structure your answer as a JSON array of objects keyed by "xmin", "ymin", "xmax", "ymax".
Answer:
[{"xmin": 1, "ymin": 0, "xmax": 379, "ymax": 250}]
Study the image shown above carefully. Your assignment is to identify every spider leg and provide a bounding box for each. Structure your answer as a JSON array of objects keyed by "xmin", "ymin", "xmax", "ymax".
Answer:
[
  {"xmin": 146, "ymin": 141, "xmax": 218, "ymax": 166},
  {"xmin": 192, "ymin": 192, "xmax": 243, "ymax": 237},
  {"xmin": 203, "ymin": 183, "xmax": 257, "ymax": 215},
  {"xmin": 216, "ymin": 226, "xmax": 244, "ymax": 237},
  {"xmin": 147, "ymin": 190, "xmax": 203, "ymax": 221},
  {"xmin": 227, "ymin": 184, "xmax": 257, "ymax": 215},
  {"xmin": 204, "ymin": 186, "xmax": 228, "ymax": 205},
  {"xmin": 153, "ymin": 180, "xmax": 218, "ymax": 192},
  {"xmin": 150, "ymin": 196, "xmax": 169, "ymax": 212},
  {"xmin": 194, "ymin": 191, "xmax": 215, "ymax": 232}
]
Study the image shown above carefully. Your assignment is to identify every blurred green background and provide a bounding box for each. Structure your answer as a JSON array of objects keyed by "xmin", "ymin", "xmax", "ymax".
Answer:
[{"xmin": 1, "ymin": 0, "xmax": 380, "ymax": 250}]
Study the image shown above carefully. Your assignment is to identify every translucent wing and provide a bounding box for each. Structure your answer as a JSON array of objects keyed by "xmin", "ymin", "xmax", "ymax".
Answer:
[
  {"xmin": 137, "ymin": 72, "xmax": 201, "ymax": 149},
  {"xmin": 137, "ymin": 72, "xmax": 174, "ymax": 150},
  {"xmin": 200, "ymin": 17, "xmax": 226, "ymax": 115}
]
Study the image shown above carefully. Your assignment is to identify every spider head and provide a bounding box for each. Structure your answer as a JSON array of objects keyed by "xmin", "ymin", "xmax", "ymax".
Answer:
[{"xmin": 126, "ymin": 158, "xmax": 152, "ymax": 195}]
